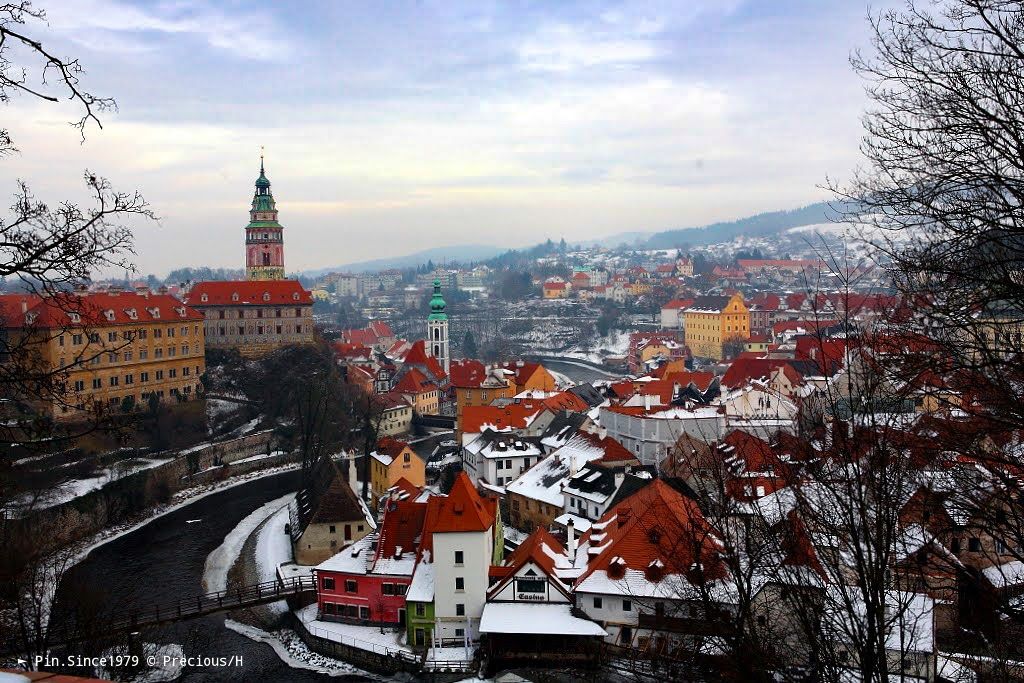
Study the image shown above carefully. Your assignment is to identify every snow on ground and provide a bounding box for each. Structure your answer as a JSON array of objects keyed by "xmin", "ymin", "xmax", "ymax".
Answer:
[
  {"xmin": 426, "ymin": 645, "xmax": 475, "ymax": 662},
  {"xmin": 97, "ymin": 642, "xmax": 184, "ymax": 683},
  {"xmin": 11, "ymin": 456, "xmax": 174, "ymax": 517},
  {"xmin": 232, "ymin": 450, "xmax": 286, "ymax": 465},
  {"xmin": 296, "ymin": 603, "xmax": 413, "ymax": 655},
  {"xmin": 254, "ymin": 503, "xmax": 294, "ymax": 616},
  {"xmin": 225, "ymin": 619, "xmax": 377, "ymax": 679},
  {"xmin": 21, "ymin": 462, "xmax": 301, "ymax": 648},
  {"xmin": 204, "ymin": 492, "xmax": 295, "ymax": 593}
]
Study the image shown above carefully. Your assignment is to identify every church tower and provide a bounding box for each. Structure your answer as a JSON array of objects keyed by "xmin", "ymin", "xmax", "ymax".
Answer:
[
  {"xmin": 427, "ymin": 277, "xmax": 449, "ymax": 374},
  {"xmin": 245, "ymin": 153, "xmax": 286, "ymax": 280}
]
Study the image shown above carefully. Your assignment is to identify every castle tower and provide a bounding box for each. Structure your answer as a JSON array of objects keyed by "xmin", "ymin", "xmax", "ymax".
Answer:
[
  {"xmin": 427, "ymin": 277, "xmax": 449, "ymax": 374},
  {"xmin": 245, "ymin": 152, "xmax": 286, "ymax": 280}
]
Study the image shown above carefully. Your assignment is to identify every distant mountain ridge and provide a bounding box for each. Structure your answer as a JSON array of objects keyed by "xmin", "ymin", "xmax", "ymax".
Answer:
[
  {"xmin": 643, "ymin": 201, "xmax": 845, "ymax": 249},
  {"xmin": 302, "ymin": 244, "xmax": 507, "ymax": 276}
]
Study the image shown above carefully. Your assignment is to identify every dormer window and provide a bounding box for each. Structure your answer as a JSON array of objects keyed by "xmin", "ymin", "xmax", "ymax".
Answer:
[
  {"xmin": 104, "ymin": 309, "xmax": 115, "ymax": 322},
  {"xmin": 25, "ymin": 312, "xmax": 37, "ymax": 325},
  {"xmin": 292, "ymin": 292, "xmax": 299, "ymax": 301},
  {"xmin": 231, "ymin": 293, "xmax": 239, "ymax": 302},
  {"xmin": 147, "ymin": 307, "xmax": 160, "ymax": 319},
  {"xmin": 263, "ymin": 292, "xmax": 271, "ymax": 302},
  {"xmin": 125, "ymin": 308, "xmax": 138, "ymax": 320},
  {"xmin": 175, "ymin": 306, "xmax": 186, "ymax": 317},
  {"xmin": 200, "ymin": 293, "xmax": 209, "ymax": 303},
  {"xmin": 67, "ymin": 312, "xmax": 81, "ymax": 324}
]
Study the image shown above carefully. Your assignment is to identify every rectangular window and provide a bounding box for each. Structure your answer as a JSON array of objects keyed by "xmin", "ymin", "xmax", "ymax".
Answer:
[
  {"xmin": 125, "ymin": 374, "xmax": 134, "ymax": 385},
  {"xmin": 108, "ymin": 331, "xmax": 117, "ymax": 342},
  {"xmin": 359, "ymin": 606, "xmax": 369, "ymax": 620},
  {"xmin": 323, "ymin": 602, "xmax": 335, "ymax": 615},
  {"xmin": 455, "ymin": 577, "xmax": 464, "ymax": 591},
  {"xmin": 345, "ymin": 580, "xmax": 357, "ymax": 593},
  {"xmin": 156, "ymin": 370, "xmax": 164, "ymax": 380},
  {"xmin": 155, "ymin": 348, "xmax": 163, "ymax": 359},
  {"xmin": 109, "ymin": 376, "xmax": 119, "ymax": 387},
  {"xmin": 169, "ymin": 368, "xmax": 177, "ymax": 378},
  {"xmin": 139, "ymin": 349, "xmax": 148, "ymax": 360},
  {"xmin": 455, "ymin": 603, "xmax": 465, "ymax": 616},
  {"xmin": 74, "ymin": 380, "xmax": 85, "ymax": 392},
  {"xmin": 73, "ymin": 334, "xmax": 83, "ymax": 345},
  {"xmin": 140, "ymin": 372, "xmax": 149, "ymax": 382},
  {"xmin": 383, "ymin": 583, "xmax": 394, "ymax": 596},
  {"xmin": 167, "ymin": 328, "xmax": 175, "ymax": 338},
  {"xmin": 455, "ymin": 628, "xmax": 464, "ymax": 637},
  {"xmin": 415, "ymin": 604, "xmax": 425, "ymax": 617},
  {"xmin": 593, "ymin": 597, "xmax": 603, "ymax": 609},
  {"xmin": 322, "ymin": 577, "xmax": 335, "ymax": 591},
  {"xmin": 623, "ymin": 599, "xmax": 632, "ymax": 612},
  {"xmin": 454, "ymin": 551, "xmax": 464, "ymax": 565},
  {"xmin": 395, "ymin": 584, "xmax": 407, "ymax": 596}
]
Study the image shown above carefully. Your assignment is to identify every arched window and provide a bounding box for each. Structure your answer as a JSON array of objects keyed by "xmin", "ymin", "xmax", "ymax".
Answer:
[
  {"xmin": 433, "ymin": 328, "xmax": 440, "ymax": 340},
  {"xmin": 263, "ymin": 252, "xmax": 271, "ymax": 266},
  {"xmin": 434, "ymin": 344, "xmax": 440, "ymax": 356}
]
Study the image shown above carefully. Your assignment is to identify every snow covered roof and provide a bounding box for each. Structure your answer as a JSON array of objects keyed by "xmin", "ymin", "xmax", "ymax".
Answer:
[
  {"xmin": 406, "ymin": 552, "xmax": 435, "ymax": 602},
  {"xmin": 479, "ymin": 603, "xmax": 606, "ymax": 636}
]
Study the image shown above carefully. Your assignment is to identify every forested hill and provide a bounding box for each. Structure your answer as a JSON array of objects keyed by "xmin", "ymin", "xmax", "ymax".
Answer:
[{"xmin": 644, "ymin": 200, "xmax": 846, "ymax": 249}]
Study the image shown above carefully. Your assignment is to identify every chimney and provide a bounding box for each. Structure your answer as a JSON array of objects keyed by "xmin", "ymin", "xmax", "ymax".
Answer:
[
  {"xmin": 567, "ymin": 518, "xmax": 577, "ymax": 561},
  {"xmin": 569, "ymin": 454, "xmax": 579, "ymax": 476},
  {"xmin": 348, "ymin": 453, "xmax": 359, "ymax": 493},
  {"xmin": 644, "ymin": 394, "xmax": 652, "ymax": 411},
  {"xmin": 617, "ymin": 506, "xmax": 631, "ymax": 528},
  {"xmin": 614, "ymin": 470, "xmax": 625, "ymax": 488}
]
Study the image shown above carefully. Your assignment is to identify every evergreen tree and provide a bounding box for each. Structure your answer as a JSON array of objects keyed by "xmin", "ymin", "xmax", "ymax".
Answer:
[{"xmin": 462, "ymin": 330, "xmax": 478, "ymax": 358}]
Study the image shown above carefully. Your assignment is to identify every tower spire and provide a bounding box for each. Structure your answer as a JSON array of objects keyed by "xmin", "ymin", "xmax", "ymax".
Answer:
[{"xmin": 260, "ymin": 145, "xmax": 265, "ymax": 175}]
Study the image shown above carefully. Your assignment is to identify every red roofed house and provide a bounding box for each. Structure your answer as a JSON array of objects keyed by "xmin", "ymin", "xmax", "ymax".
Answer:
[
  {"xmin": 480, "ymin": 528, "xmax": 606, "ymax": 668},
  {"xmin": 451, "ymin": 360, "xmax": 515, "ymax": 428},
  {"xmin": 394, "ymin": 366, "xmax": 440, "ymax": 416},
  {"xmin": 184, "ymin": 279, "xmax": 313, "ymax": 357},
  {"xmin": 341, "ymin": 321, "xmax": 396, "ymax": 351},
  {"xmin": 1, "ymin": 289, "xmax": 206, "ymax": 420},
  {"xmin": 543, "ymin": 280, "xmax": 569, "ymax": 299},
  {"xmin": 572, "ymin": 479, "xmax": 725, "ymax": 646},
  {"xmin": 370, "ymin": 437, "xmax": 426, "ymax": 505}
]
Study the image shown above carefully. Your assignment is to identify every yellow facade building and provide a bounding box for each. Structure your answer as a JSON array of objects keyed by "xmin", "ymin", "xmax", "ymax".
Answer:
[
  {"xmin": 1, "ymin": 289, "xmax": 206, "ymax": 420},
  {"xmin": 683, "ymin": 293, "xmax": 750, "ymax": 361}
]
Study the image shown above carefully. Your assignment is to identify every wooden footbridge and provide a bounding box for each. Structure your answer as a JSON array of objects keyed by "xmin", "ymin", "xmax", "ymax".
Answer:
[{"xmin": 2, "ymin": 575, "xmax": 316, "ymax": 655}]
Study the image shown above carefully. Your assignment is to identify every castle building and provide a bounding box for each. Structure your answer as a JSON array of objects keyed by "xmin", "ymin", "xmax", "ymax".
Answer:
[
  {"xmin": 0, "ymin": 289, "xmax": 206, "ymax": 420},
  {"xmin": 183, "ymin": 280, "xmax": 314, "ymax": 358},
  {"xmin": 426, "ymin": 277, "xmax": 449, "ymax": 374},
  {"xmin": 245, "ymin": 154, "xmax": 286, "ymax": 281}
]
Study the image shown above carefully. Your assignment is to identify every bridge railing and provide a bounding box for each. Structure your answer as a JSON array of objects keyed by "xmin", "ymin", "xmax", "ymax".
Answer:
[{"xmin": 38, "ymin": 576, "xmax": 317, "ymax": 648}]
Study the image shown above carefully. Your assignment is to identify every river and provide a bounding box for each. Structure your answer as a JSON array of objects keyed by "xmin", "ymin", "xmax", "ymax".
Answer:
[
  {"xmin": 50, "ymin": 470, "xmax": 369, "ymax": 682},
  {"xmin": 536, "ymin": 357, "xmax": 624, "ymax": 383}
]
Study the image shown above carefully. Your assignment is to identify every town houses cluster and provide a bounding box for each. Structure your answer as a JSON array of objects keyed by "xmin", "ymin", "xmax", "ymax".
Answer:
[{"xmin": 4, "ymin": 160, "xmax": 1023, "ymax": 680}]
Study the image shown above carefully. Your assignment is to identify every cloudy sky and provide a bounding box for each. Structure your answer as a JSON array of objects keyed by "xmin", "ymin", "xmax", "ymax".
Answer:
[{"xmin": 5, "ymin": 0, "xmax": 887, "ymax": 276}]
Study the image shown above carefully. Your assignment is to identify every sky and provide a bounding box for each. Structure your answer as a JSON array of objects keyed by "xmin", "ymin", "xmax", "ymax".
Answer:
[{"xmin": 4, "ymin": 0, "xmax": 890, "ymax": 277}]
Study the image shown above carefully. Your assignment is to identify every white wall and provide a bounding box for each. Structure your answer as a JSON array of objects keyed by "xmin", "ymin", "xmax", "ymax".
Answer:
[{"xmin": 432, "ymin": 529, "xmax": 491, "ymax": 643}]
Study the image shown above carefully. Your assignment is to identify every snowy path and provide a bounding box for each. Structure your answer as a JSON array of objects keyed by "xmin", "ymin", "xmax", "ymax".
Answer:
[{"xmin": 203, "ymin": 492, "xmax": 295, "ymax": 593}]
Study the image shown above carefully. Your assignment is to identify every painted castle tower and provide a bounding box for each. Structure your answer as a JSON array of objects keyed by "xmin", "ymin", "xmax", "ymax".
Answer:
[{"xmin": 245, "ymin": 153, "xmax": 286, "ymax": 280}]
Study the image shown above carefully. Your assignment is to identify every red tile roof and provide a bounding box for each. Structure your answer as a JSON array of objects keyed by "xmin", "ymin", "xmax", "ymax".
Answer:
[
  {"xmin": 576, "ymin": 480, "xmax": 724, "ymax": 585},
  {"xmin": 495, "ymin": 361, "xmax": 546, "ymax": 388},
  {"xmin": 184, "ymin": 280, "xmax": 312, "ymax": 306},
  {"xmin": 426, "ymin": 472, "xmax": 496, "ymax": 534},
  {"xmin": 544, "ymin": 281, "xmax": 567, "ymax": 291},
  {"xmin": 461, "ymin": 402, "xmax": 544, "ymax": 434},
  {"xmin": 662, "ymin": 298, "xmax": 695, "ymax": 310},
  {"xmin": 12, "ymin": 290, "xmax": 202, "ymax": 328},
  {"xmin": 448, "ymin": 358, "xmax": 487, "ymax": 388},
  {"xmin": 394, "ymin": 367, "xmax": 436, "ymax": 394},
  {"xmin": 373, "ymin": 498, "xmax": 428, "ymax": 569}
]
